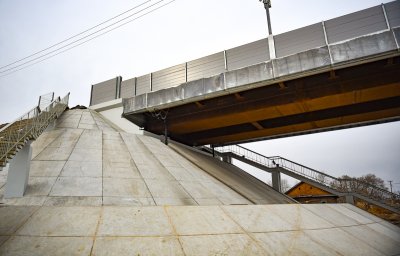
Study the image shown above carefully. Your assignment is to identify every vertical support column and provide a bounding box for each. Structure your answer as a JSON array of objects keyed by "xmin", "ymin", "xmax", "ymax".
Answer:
[
  {"xmin": 4, "ymin": 141, "xmax": 32, "ymax": 198},
  {"xmin": 222, "ymin": 155, "xmax": 232, "ymax": 164},
  {"xmin": 164, "ymin": 119, "xmax": 168, "ymax": 145},
  {"xmin": 271, "ymin": 170, "xmax": 281, "ymax": 193},
  {"xmin": 345, "ymin": 194, "xmax": 355, "ymax": 205},
  {"xmin": 268, "ymin": 36, "xmax": 276, "ymax": 59}
]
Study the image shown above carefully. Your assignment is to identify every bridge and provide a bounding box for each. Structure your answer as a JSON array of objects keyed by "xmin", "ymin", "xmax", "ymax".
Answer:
[
  {"xmin": 105, "ymin": 1, "xmax": 400, "ymax": 146},
  {"xmin": 204, "ymin": 144, "xmax": 400, "ymax": 214},
  {"xmin": 85, "ymin": 2, "xmax": 400, "ymax": 213}
]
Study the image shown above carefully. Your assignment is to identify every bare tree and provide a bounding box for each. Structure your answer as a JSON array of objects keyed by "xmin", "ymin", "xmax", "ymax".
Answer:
[{"xmin": 281, "ymin": 179, "xmax": 291, "ymax": 193}]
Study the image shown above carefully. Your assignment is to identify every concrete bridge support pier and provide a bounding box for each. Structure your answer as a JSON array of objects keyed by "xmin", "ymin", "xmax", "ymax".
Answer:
[
  {"xmin": 222, "ymin": 155, "xmax": 232, "ymax": 164},
  {"xmin": 345, "ymin": 194, "xmax": 355, "ymax": 205},
  {"xmin": 4, "ymin": 141, "xmax": 32, "ymax": 198},
  {"xmin": 271, "ymin": 170, "xmax": 282, "ymax": 193}
]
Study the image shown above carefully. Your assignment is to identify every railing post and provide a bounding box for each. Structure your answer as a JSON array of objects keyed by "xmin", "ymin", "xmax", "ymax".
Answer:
[
  {"xmin": 381, "ymin": 3, "xmax": 390, "ymax": 30},
  {"xmin": 223, "ymin": 50, "xmax": 228, "ymax": 71},
  {"xmin": 185, "ymin": 62, "xmax": 188, "ymax": 83},
  {"xmin": 150, "ymin": 73, "xmax": 153, "ymax": 92}
]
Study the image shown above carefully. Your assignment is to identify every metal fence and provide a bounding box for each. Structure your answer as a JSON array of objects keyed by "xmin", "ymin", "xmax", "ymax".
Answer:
[
  {"xmin": 90, "ymin": 1, "xmax": 400, "ymax": 106},
  {"xmin": 213, "ymin": 144, "xmax": 400, "ymax": 210},
  {"xmin": 0, "ymin": 93, "xmax": 70, "ymax": 167}
]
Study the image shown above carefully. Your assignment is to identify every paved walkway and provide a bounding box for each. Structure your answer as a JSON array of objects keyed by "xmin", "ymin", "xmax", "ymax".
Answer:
[{"xmin": 1, "ymin": 204, "xmax": 399, "ymax": 255}]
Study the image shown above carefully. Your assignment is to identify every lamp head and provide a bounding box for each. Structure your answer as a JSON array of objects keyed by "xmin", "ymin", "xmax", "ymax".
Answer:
[{"xmin": 259, "ymin": 0, "xmax": 271, "ymax": 8}]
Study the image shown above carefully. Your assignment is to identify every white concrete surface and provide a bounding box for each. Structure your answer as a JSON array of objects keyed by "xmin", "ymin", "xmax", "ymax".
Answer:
[
  {"xmin": 0, "ymin": 204, "xmax": 399, "ymax": 255},
  {"xmin": 90, "ymin": 98, "xmax": 143, "ymax": 134},
  {"xmin": 1, "ymin": 108, "xmax": 291, "ymax": 206},
  {"xmin": 0, "ymin": 109, "xmax": 399, "ymax": 255}
]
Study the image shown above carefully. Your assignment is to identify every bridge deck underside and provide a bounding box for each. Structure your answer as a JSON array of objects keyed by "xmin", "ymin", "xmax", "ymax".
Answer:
[{"xmin": 128, "ymin": 57, "xmax": 400, "ymax": 146}]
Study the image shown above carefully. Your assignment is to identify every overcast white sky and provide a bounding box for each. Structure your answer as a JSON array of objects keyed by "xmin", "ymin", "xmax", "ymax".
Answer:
[{"xmin": 0, "ymin": 0, "xmax": 399, "ymax": 190}]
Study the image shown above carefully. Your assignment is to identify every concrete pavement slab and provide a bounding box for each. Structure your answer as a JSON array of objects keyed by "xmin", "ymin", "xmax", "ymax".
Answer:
[
  {"xmin": 47, "ymin": 129, "xmax": 83, "ymax": 148},
  {"xmin": 253, "ymin": 231, "xmax": 335, "ymax": 256},
  {"xmin": 195, "ymin": 198, "xmax": 223, "ymax": 205},
  {"xmin": 166, "ymin": 206, "xmax": 242, "ymax": 235},
  {"xmin": 303, "ymin": 204, "xmax": 362, "ymax": 227},
  {"xmin": 102, "ymin": 197, "xmax": 155, "ymax": 206},
  {"xmin": 34, "ymin": 146, "xmax": 74, "ymax": 161},
  {"xmin": 68, "ymin": 148, "xmax": 102, "ymax": 162},
  {"xmin": 17, "ymin": 206, "xmax": 100, "ymax": 236},
  {"xmin": 266, "ymin": 204, "xmax": 335, "ymax": 230},
  {"xmin": 78, "ymin": 123, "xmax": 98, "ymax": 129},
  {"xmin": 136, "ymin": 163, "xmax": 176, "ymax": 180},
  {"xmin": 0, "ymin": 206, "xmax": 38, "ymax": 235},
  {"xmin": 50, "ymin": 177, "xmax": 102, "ymax": 196},
  {"xmin": 43, "ymin": 196, "xmax": 102, "ymax": 206},
  {"xmin": 103, "ymin": 149, "xmax": 131, "ymax": 163},
  {"xmin": 61, "ymin": 161, "xmax": 102, "ymax": 177},
  {"xmin": 304, "ymin": 227, "xmax": 385, "ymax": 256},
  {"xmin": 164, "ymin": 166, "xmax": 196, "ymax": 181},
  {"xmin": 103, "ymin": 161, "xmax": 141, "ymax": 178},
  {"xmin": 341, "ymin": 224, "xmax": 400, "ymax": 255},
  {"xmin": 0, "ymin": 236, "xmax": 9, "ymax": 247},
  {"xmin": 30, "ymin": 161, "xmax": 65, "ymax": 177},
  {"xmin": 180, "ymin": 234, "xmax": 266, "ymax": 255},
  {"xmin": 92, "ymin": 236, "xmax": 184, "ymax": 256},
  {"xmin": 103, "ymin": 178, "xmax": 152, "ymax": 197},
  {"xmin": 326, "ymin": 204, "xmax": 375, "ymax": 225},
  {"xmin": 179, "ymin": 180, "xmax": 218, "ymax": 199},
  {"xmin": 25, "ymin": 177, "xmax": 57, "ymax": 196},
  {"xmin": 154, "ymin": 197, "xmax": 198, "ymax": 206},
  {"xmin": 145, "ymin": 179, "xmax": 191, "ymax": 199},
  {"xmin": 0, "ymin": 197, "xmax": 46, "ymax": 206},
  {"xmin": 98, "ymin": 206, "xmax": 174, "ymax": 236},
  {"xmin": 0, "ymin": 236, "xmax": 93, "ymax": 256},
  {"xmin": 341, "ymin": 204, "xmax": 384, "ymax": 223},
  {"xmin": 365, "ymin": 222, "xmax": 400, "ymax": 242},
  {"xmin": 223, "ymin": 205, "xmax": 293, "ymax": 233}
]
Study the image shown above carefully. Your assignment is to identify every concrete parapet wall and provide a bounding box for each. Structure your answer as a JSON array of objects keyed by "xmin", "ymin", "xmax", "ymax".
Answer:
[
  {"xmin": 330, "ymin": 30, "xmax": 398, "ymax": 63},
  {"xmin": 225, "ymin": 62, "xmax": 273, "ymax": 89},
  {"xmin": 272, "ymin": 46, "xmax": 331, "ymax": 77}
]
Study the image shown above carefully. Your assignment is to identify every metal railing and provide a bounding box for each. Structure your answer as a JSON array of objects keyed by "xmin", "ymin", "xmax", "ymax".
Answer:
[
  {"xmin": 211, "ymin": 144, "xmax": 400, "ymax": 210},
  {"xmin": 0, "ymin": 93, "xmax": 70, "ymax": 167}
]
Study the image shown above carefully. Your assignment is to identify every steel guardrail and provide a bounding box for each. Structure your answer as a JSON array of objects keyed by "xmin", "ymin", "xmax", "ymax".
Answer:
[
  {"xmin": 0, "ymin": 93, "xmax": 70, "ymax": 167},
  {"xmin": 208, "ymin": 144, "xmax": 400, "ymax": 210}
]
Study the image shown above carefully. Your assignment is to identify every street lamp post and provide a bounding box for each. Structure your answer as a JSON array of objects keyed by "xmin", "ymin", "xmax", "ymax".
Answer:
[
  {"xmin": 258, "ymin": 0, "xmax": 276, "ymax": 59},
  {"xmin": 260, "ymin": 0, "xmax": 272, "ymax": 35}
]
